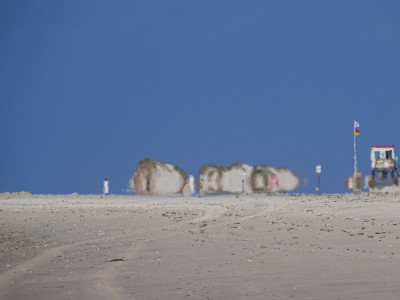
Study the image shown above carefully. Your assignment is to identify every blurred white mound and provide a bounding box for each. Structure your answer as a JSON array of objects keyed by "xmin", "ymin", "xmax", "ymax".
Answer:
[
  {"xmin": 198, "ymin": 163, "xmax": 299, "ymax": 194},
  {"xmin": 268, "ymin": 167, "xmax": 299, "ymax": 192},
  {"xmin": 198, "ymin": 163, "xmax": 253, "ymax": 194},
  {"xmin": 130, "ymin": 159, "xmax": 190, "ymax": 195}
]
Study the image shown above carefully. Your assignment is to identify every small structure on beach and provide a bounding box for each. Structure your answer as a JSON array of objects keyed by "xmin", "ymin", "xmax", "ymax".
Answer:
[
  {"xmin": 130, "ymin": 158, "xmax": 192, "ymax": 195},
  {"xmin": 368, "ymin": 145, "xmax": 399, "ymax": 190},
  {"xmin": 197, "ymin": 163, "xmax": 299, "ymax": 195},
  {"xmin": 198, "ymin": 163, "xmax": 253, "ymax": 194},
  {"xmin": 347, "ymin": 145, "xmax": 400, "ymax": 193}
]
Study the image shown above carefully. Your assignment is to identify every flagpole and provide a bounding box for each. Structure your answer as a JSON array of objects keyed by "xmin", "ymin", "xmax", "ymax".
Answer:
[
  {"xmin": 353, "ymin": 123, "xmax": 357, "ymax": 179},
  {"xmin": 353, "ymin": 120, "xmax": 357, "ymax": 178}
]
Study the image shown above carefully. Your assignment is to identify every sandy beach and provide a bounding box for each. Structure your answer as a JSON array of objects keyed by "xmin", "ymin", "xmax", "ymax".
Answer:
[{"xmin": 1, "ymin": 192, "xmax": 400, "ymax": 300}]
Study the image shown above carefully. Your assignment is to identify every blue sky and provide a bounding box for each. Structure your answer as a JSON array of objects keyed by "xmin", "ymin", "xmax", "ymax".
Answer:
[{"xmin": 1, "ymin": 1, "xmax": 400, "ymax": 194}]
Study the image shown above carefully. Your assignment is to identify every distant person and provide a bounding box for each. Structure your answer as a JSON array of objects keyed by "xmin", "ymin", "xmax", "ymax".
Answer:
[
  {"xmin": 188, "ymin": 175, "xmax": 195, "ymax": 195},
  {"xmin": 241, "ymin": 169, "xmax": 246, "ymax": 193},
  {"xmin": 269, "ymin": 175, "xmax": 279, "ymax": 190},
  {"xmin": 146, "ymin": 177, "xmax": 150, "ymax": 193},
  {"xmin": 103, "ymin": 178, "xmax": 109, "ymax": 195}
]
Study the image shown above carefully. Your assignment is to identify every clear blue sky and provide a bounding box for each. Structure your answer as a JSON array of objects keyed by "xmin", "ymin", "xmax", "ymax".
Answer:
[{"xmin": 1, "ymin": 1, "xmax": 400, "ymax": 194}]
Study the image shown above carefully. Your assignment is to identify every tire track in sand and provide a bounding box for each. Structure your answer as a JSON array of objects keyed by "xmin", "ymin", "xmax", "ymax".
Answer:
[{"xmin": 100, "ymin": 201, "xmax": 228, "ymax": 300}]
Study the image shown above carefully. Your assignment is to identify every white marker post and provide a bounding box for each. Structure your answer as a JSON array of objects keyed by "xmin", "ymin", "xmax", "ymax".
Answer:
[
  {"xmin": 103, "ymin": 178, "xmax": 109, "ymax": 195},
  {"xmin": 315, "ymin": 165, "xmax": 321, "ymax": 194}
]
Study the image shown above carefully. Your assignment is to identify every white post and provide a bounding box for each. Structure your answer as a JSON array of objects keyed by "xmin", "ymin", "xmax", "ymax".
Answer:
[{"xmin": 315, "ymin": 165, "xmax": 321, "ymax": 194}]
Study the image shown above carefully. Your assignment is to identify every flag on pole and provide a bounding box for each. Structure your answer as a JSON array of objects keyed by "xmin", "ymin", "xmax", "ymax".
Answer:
[{"xmin": 354, "ymin": 120, "xmax": 360, "ymax": 136}]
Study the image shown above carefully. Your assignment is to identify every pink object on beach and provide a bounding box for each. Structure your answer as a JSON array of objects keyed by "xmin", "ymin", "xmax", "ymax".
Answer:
[{"xmin": 269, "ymin": 175, "xmax": 279, "ymax": 189}]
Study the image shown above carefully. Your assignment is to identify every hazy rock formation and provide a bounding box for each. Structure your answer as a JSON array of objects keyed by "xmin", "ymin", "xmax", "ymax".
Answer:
[
  {"xmin": 198, "ymin": 163, "xmax": 252, "ymax": 194},
  {"xmin": 267, "ymin": 166, "xmax": 299, "ymax": 192},
  {"xmin": 130, "ymin": 159, "xmax": 190, "ymax": 195},
  {"xmin": 198, "ymin": 163, "xmax": 299, "ymax": 194}
]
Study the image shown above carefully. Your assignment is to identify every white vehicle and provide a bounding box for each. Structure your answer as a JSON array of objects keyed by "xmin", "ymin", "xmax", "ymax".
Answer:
[{"xmin": 369, "ymin": 145, "xmax": 399, "ymax": 187}]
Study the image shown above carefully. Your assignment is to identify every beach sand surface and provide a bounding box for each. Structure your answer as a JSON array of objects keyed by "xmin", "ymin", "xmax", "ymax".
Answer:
[{"xmin": 1, "ymin": 193, "xmax": 400, "ymax": 299}]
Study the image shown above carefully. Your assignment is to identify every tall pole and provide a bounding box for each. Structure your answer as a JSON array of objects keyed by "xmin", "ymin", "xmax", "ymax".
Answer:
[{"xmin": 354, "ymin": 120, "xmax": 357, "ymax": 177}]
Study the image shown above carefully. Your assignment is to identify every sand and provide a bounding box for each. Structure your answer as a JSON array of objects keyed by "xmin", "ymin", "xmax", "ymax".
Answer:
[{"xmin": 1, "ymin": 192, "xmax": 400, "ymax": 300}]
